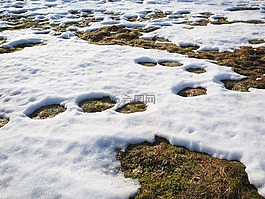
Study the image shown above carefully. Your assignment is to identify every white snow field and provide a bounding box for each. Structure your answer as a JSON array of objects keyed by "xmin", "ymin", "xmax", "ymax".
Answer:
[{"xmin": 0, "ymin": 0, "xmax": 265, "ymax": 198}]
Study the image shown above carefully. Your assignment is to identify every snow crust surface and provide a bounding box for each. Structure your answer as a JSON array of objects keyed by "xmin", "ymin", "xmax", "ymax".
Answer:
[{"xmin": 0, "ymin": 0, "xmax": 265, "ymax": 198}]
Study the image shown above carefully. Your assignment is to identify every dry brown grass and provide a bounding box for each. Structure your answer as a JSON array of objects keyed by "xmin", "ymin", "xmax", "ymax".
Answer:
[
  {"xmin": 177, "ymin": 87, "xmax": 207, "ymax": 97},
  {"xmin": 0, "ymin": 42, "xmax": 44, "ymax": 54},
  {"xmin": 117, "ymin": 136, "xmax": 264, "ymax": 199},
  {"xmin": 186, "ymin": 68, "xmax": 206, "ymax": 74},
  {"xmin": 159, "ymin": 61, "xmax": 183, "ymax": 67},
  {"xmin": 0, "ymin": 118, "xmax": 8, "ymax": 128},
  {"xmin": 79, "ymin": 96, "xmax": 115, "ymax": 113},
  {"xmin": 116, "ymin": 102, "xmax": 147, "ymax": 114},
  {"xmin": 138, "ymin": 62, "xmax": 157, "ymax": 67},
  {"xmin": 29, "ymin": 104, "xmax": 66, "ymax": 120}
]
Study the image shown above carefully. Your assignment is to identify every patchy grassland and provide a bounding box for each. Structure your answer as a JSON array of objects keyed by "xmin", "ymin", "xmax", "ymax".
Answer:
[
  {"xmin": 1, "ymin": 13, "xmax": 264, "ymax": 92},
  {"xmin": 1, "ymin": 10, "xmax": 265, "ymax": 198},
  {"xmin": 77, "ymin": 25, "xmax": 265, "ymax": 91}
]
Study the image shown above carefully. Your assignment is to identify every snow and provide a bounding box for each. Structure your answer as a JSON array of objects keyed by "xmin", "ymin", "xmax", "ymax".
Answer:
[
  {"xmin": 0, "ymin": 0, "xmax": 265, "ymax": 198},
  {"xmin": 1, "ymin": 38, "xmax": 44, "ymax": 48}
]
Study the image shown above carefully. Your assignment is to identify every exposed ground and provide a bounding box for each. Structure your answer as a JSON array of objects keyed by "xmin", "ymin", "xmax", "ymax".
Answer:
[
  {"xmin": 116, "ymin": 102, "xmax": 147, "ymax": 114},
  {"xmin": 1, "ymin": 12, "xmax": 264, "ymax": 92},
  {"xmin": 1, "ymin": 5, "xmax": 265, "ymax": 198},
  {"xmin": 177, "ymin": 87, "xmax": 207, "ymax": 97},
  {"xmin": 79, "ymin": 96, "xmax": 116, "ymax": 113},
  {"xmin": 29, "ymin": 104, "xmax": 66, "ymax": 120},
  {"xmin": 0, "ymin": 42, "xmax": 44, "ymax": 54},
  {"xmin": 76, "ymin": 25, "xmax": 265, "ymax": 92},
  {"xmin": 186, "ymin": 68, "xmax": 207, "ymax": 74},
  {"xmin": 0, "ymin": 118, "xmax": 8, "ymax": 128},
  {"xmin": 117, "ymin": 136, "xmax": 264, "ymax": 199}
]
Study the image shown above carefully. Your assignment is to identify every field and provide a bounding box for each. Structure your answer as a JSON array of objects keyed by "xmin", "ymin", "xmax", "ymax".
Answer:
[{"xmin": 0, "ymin": 0, "xmax": 265, "ymax": 198}]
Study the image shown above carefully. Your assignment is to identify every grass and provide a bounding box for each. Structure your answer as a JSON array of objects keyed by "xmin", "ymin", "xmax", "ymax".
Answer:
[
  {"xmin": 1, "ymin": 7, "xmax": 264, "ymax": 198},
  {"xmin": 221, "ymin": 78, "xmax": 265, "ymax": 92},
  {"xmin": 2, "ymin": 12, "xmax": 263, "ymax": 93},
  {"xmin": 138, "ymin": 62, "xmax": 157, "ymax": 67},
  {"xmin": 249, "ymin": 39, "xmax": 265, "ymax": 45},
  {"xmin": 0, "ymin": 41, "xmax": 44, "ymax": 54},
  {"xmin": 29, "ymin": 104, "xmax": 66, "ymax": 120},
  {"xmin": 158, "ymin": 61, "xmax": 183, "ymax": 67},
  {"xmin": 76, "ymin": 26, "xmax": 265, "ymax": 92},
  {"xmin": 0, "ymin": 17, "xmax": 49, "ymax": 32},
  {"xmin": 186, "ymin": 68, "xmax": 206, "ymax": 74},
  {"xmin": 79, "ymin": 96, "xmax": 116, "ymax": 113},
  {"xmin": 117, "ymin": 136, "xmax": 264, "ymax": 199},
  {"xmin": 227, "ymin": 7, "xmax": 260, "ymax": 12},
  {"xmin": 188, "ymin": 47, "xmax": 265, "ymax": 91},
  {"xmin": 116, "ymin": 102, "xmax": 147, "ymax": 114},
  {"xmin": 177, "ymin": 87, "xmax": 207, "ymax": 97},
  {"xmin": 0, "ymin": 118, "xmax": 8, "ymax": 128},
  {"xmin": 76, "ymin": 25, "xmax": 197, "ymax": 55}
]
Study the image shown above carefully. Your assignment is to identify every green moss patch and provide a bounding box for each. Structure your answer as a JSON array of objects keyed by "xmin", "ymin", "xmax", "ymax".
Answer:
[
  {"xmin": 79, "ymin": 96, "xmax": 116, "ymax": 113},
  {"xmin": 186, "ymin": 68, "xmax": 206, "ymax": 74},
  {"xmin": 116, "ymin": 102, "xmax": 147, "ymax": 114},
  {"xmin": 159, "ymin": 61, "xmax": 183, "ymax": 67},
  {"xmin": 29, "ymin": 104, "xmax": 66, "ymax": 120},
  {"xmin": 0, "ymin": 118, "xmax": 8, "ymax": 128},
  {"xmin": 177, "ymin": 87, "xmax": 207, "ymax": 97},
  {"xmin": 117, "ymin": 136, "xmax": 263, "ymax": 199}
]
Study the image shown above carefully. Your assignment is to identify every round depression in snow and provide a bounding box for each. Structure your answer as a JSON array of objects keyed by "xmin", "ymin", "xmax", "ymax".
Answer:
[
  {"xmin": 79, "ymin": 96, "xmax": 116, "ymax": 113},
  {"xmin": 29, "ymin": 104, "xmax": 67, "ymax": 120}
]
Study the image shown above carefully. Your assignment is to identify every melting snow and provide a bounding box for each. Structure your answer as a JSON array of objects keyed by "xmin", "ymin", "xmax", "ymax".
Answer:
[{"xmin": 0, "ymin": 0, "xmax": 265, "ymax": 198}]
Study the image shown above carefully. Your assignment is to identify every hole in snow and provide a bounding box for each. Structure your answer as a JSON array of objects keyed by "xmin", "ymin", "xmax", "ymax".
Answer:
[
  {"xmin": 0, "ymin": 117, "xmax": 9, "ymax": 128},
  {"xmin": 177, "ymin": 87, "xmax": 207, "ymax": 97},
  {"xmin": 29, "ymin": 104, "xmax": 66, "ymax": 120},
  {"xmin": 138, "ymin": 61, "xmax": 157, "ymax": 67},
  {"xmin": 248, "ymin": 39, "xmax": 265, "ymax": 45},
  {"xmin": 79, "ymin": 96, "xmax": 116, "ymax": 113},
  {"xmin": 186, "ymin": 68, "xmax": 206, "ymax": 74},
  {"xmin": 158, "ymin": 61, "xmax": 183, "ymax": 67},
  {"xmin": 116, "ymin": 101, "xmax": 147, "ymax": 114},
  {"xmin": 226, "ymin": 7, "xmax": 260, "ymax": 12}
]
